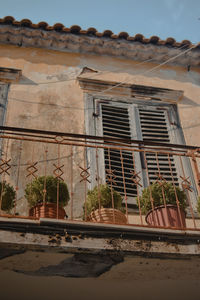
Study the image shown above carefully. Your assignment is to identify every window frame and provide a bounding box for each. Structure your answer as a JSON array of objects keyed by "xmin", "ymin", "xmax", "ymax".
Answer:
[{"xmin": 84, "ymin": 92, "xmax": 198, "ymax": 211}]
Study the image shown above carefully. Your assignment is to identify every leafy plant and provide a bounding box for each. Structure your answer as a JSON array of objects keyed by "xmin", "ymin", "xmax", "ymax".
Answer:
[
  {"xmin": 84, "ymin": 184, "xmax": 124, "ymax": 218},
  {"xmin": 197, "ymin": 197, "xmax": 200, "ymax": 215},
  {"xmin": 0, "ymin": 181, "xmax": 16, "ymax": 212},
  {"xmin": 25, "ymin": 176, "xmax": 69, "ymax": 208},
  {"xmin": 139, "ymin": 182, "xmax": 187, "ymax": 214}
]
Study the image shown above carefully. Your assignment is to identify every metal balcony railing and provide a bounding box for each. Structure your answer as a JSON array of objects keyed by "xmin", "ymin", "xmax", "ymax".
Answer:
[{"xmin": 0, "ymin": 126, "xmax": 199, "ymax": 230}]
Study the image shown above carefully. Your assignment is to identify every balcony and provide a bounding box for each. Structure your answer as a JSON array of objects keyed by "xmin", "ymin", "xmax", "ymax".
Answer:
[{"xmin": 0, "ymin": 125, "xmax": 199, "ymax": 231}]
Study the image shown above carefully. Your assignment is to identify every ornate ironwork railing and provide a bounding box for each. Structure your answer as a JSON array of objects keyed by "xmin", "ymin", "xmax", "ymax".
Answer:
[{"xmin": 0, "ymin": 126, "xmax": 199, "ymax": 230}]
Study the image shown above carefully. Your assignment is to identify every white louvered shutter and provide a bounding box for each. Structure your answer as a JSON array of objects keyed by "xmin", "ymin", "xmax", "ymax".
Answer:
[
  {"xmin": 101, "ymin": 104, "xmax": 138, "ymax": 199},
  {"xmin": 99, "ymin": 102, "xmax": 181, "ymax": 203},
  {"xmin": 138, "ymin": 106, "xmax": 179, "ymax": 185}
]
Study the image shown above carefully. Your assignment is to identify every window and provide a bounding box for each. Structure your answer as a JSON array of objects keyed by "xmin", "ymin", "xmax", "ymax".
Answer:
[
  {"xmin": 81, "ymin": 78, "xmax": 197, "ymax": 210},
  {"xmin": 93, "ymin": 99, "xmax": 183, "ymax": 206}
]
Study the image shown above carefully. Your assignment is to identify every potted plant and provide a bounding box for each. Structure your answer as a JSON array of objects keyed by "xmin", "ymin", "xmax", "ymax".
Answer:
[
  {"xmin": 138, "ymin": 182, "xmax": 187, "ymax": 228},
  {"xmin": 0, "ymin": 181, "xmax": 16, "ymax": 214},
  {"xmin": 197, "ymin": 196, "xmax": 200, "ymax": 216},
  {"xmin": 84, "ymin": 184, "xmax": 127, "ymax": 224},
  {"xmin": 25, "ymin": 176, "xmax": 69, "ymax": 219}
]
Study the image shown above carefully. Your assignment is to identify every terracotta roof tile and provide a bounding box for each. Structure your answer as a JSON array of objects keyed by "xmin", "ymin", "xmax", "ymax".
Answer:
[
  {"xmin": 149, "ymin": 36, "xmax": 160, "ymax": 44},
  {"xmin": 70, "ymin": 25, "xmax": 81, "ymax": 34},
  {"xmin": 0, "ymin": 16, "xmax": 198, "ymax": 49},
  {"xmin": 79, "ymin": 30, "xmax": 88, "ymax": 34},
  {"xmin": 165, "ymin": 37, "xmax": 176, "ymax": 46},
  {"xmin": 127, "ymin": 36, "xmax": 135, "ymax": 41},
  {"xmin": 181, "ymin": 40, "xmax": 192, "ymax": 46},
  {"xmin": 53, "ymin": 23, "xmax": 65, "ymax": 31},
  {"xmin": 62, "ymin": 27, "xmax": 71, "ymax": 33},
  {"xmin": 0, "ymin": 16, "xmax": 14, "ymax": 24},
  {"xmin": 110, "ymin": 34, "xmax": 119, "ymax": 39},
  {"xmin": 118, "ymin": 32, "xmax": 129, "ymax": 39},
  {"xmin": 37, "ymin": 22, "xmax": 48, "ymax": 29},
  {"xmin": 133, "ymin": 34, "xmax": 144, "ymax": 42},
  {"xmin": 20, "ymin": 19, "xmax": 32, "ymax": 27},
  {"xmin": 102, "ymin": 30, "xmax": 113, "ymax": 37},
  {"xmin": 86, "ymin": 27, "xmax": 97, "ymax": 35}
]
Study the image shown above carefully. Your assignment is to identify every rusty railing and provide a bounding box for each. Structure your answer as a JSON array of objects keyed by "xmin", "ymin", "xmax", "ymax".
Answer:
[{"xmin": 0, "ymin": 126, "xmax": 199, "ymax": 230}]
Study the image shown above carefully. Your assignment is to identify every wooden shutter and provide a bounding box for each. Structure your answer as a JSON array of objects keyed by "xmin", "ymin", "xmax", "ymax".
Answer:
[
  {"xmin": 138, "ymin": 106, "xmax": 179, "ymax": 184},
  {"xmin": 100, "ymin": 103, "xmax": 180, "ymax": 203},
  {"xmin": 0, "ymin": 84, "xmax": 8, "ymax": 125},
  {"xmin": 101, "ymin": 104, "xmax": 137, "ymax": 197}
]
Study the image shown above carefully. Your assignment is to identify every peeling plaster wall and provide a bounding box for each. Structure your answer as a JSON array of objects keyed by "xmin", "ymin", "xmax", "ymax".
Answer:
[
  {"xmin": 1, "ymin": 44, "xmax": 200, "ymax": 146},
  {"xmin": 0, "ymin": 45, "xmax": 87, "ymax": 217},
  {"xmin": 0, "ymin": 44, "xmax": 199, "ymax": 216}
]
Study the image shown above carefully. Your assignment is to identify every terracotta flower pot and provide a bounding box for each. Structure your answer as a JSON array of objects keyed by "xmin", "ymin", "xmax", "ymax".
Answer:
[
  {"xmin": 89, "ymin": 208, "xmax": 127, "ymax": 224},
  {"xmin": 145, "ymin": 204, "xmax": 186, "ymax": 228},
  {"xmin": 29, "ymin": 203, "xmax": 66, "ymax": 219}
]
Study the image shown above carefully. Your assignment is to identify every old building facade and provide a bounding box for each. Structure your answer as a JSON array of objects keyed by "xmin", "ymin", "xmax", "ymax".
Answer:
[{"xmin": 0, "ymin": 17, "xmax": 200, "ymax": 295}]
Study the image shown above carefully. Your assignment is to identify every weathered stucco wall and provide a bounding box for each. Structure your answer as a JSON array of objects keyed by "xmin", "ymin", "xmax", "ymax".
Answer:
[
  {"xmin": 0, "ymin": 44, "xmax": 87, "ymax": 217},
  {"xmin": 0, "ymin": 44, "xmax": 200, "ymax": 145},
  {"xmin": 0, "ymin": 43, "xmax": 199, "ymax": 217}
]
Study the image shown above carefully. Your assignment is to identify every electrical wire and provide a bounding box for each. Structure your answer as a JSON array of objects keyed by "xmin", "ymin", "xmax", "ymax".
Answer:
[
  {"xmin": 7, "ymin": 57, "xmax": 158, "ymax": 110},
  {"xmin": 12, "ymin": 57, "xmax": 156, "ymax": 86},
  {"xmin": 8, "ymin": 97, "xmax": 87, "ymax": 111},
  {"xmin": 144, "ymin": 43, "xmax": 198, "ymax": 75},
  {"xmin": 10, "ymin": 149, "xmax": 83, "ymax": 167},
  {"xmin": 16, "ymin": 43, "xmax": 189, "ymax": 86},
  {"xmin": 90, "ymin": 44, "xmax": 197, "ymax": 97},
  {"xmin": 7, "ymin": 43, "xmax": 197, "ymax": 112}
]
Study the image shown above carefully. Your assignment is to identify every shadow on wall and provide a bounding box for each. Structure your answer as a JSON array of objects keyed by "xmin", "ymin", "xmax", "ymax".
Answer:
[
  {"xmin": 179, "ymin": 96, "xmax": 200, "ymax": 130},
  {"xmin": 181, "ymin": 96, "xmax": 200, "ymax": 107},
  {"xmin": 15, "ymin": 75, "xmax": 37, "ymax": 85},
  {"xmin": 16, "ymin": 66, "xmax": 200, "ymax": 87},
  {"xmin": 2, "ymin": 44, "xmax": 200, "ymax": 87}
]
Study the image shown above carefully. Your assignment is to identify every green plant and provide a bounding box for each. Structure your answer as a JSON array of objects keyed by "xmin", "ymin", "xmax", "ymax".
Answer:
[
  {"xmin": 84, "ymin": 184, "xmax": 124, "ymax": 218},
  {"xmin": 139, "ymin": 182, "xmax": 187, "ymax": 214},
  {"xmin": 197, "ymin": 197, "xmax": 200, "ymax": 215},
  {"xmin": 0, "ymin": 181, "xmax": 16, "ymax": 212},
  {"xmin": 25, "ymin": 176, "xmax": 69, "ymax": 208}
]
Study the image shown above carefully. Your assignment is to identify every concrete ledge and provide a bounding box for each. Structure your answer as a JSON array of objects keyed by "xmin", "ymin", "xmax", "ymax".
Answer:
[{"xmin": 0, "ymin": 216, "xmax": 200, "ymax": 257}]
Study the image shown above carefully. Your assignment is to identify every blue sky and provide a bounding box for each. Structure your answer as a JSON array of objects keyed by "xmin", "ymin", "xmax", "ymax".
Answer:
[{"xmin": 1, "ymin": 0, "xmax": 200, "ymax": 43}]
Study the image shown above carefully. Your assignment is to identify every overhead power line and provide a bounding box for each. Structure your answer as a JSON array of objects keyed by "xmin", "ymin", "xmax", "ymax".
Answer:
[{"xmin": 8, "ymin": 43, "xmax": 197, "ymax": 112}]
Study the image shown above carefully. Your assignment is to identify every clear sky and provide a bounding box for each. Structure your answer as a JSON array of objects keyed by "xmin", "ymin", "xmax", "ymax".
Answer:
[{"xmin": 1, "ymin": 0, "xmax": 200, "ymax": 43}]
